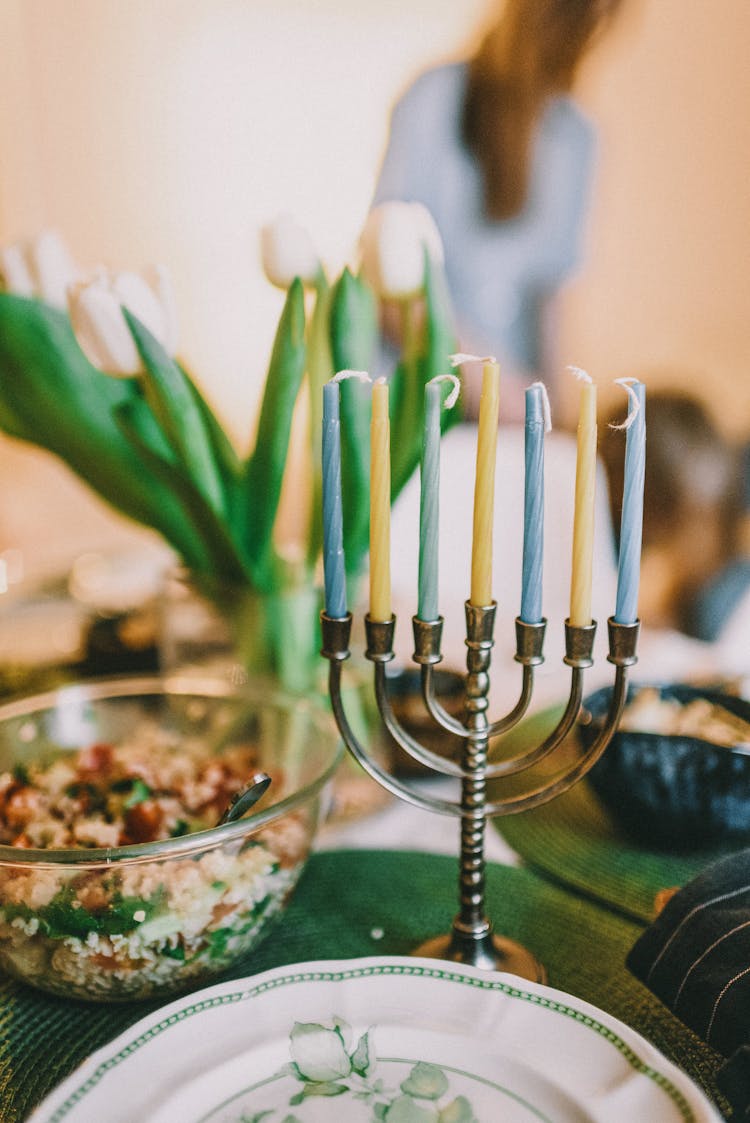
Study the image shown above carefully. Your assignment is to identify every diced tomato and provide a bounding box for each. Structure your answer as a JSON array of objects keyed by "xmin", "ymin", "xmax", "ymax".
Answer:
[
  {"xmin": 76, "ymin": 743, "xmax": 115, "ymax": 776},
  {"xmin": 123, "ymin": 800, "xmax": 164, "ymax": 843},
  {"xmin": 4, "ymin": 787, "xmax": 44, "ymax": 829}
]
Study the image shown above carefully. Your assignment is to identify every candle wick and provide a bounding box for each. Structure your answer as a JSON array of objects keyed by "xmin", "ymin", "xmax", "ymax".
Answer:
[
  {"xmin": 449, "ymin": 352, "xmax": 497, "ymax": 366},
  {"xmin": 373, "ymin": 375, "xmax": 387, "ymax": 386},
  {"xmin": 428, "ymin": 373, "xmax": 461, "ymax": 409},
  {"xmin": 566, "ymin": 365, "xmax": 593, "ymax": 385},
  {"xmin": 609, "ymin": 378, "xmax": 642, "ymax": 430},
  {"xmin": 331, "ymin": 369, "xmax": 371, "ymax": 383},
  {"xmin": 529, "ymin": 380, "xmax": 553, "ymax": 433}
]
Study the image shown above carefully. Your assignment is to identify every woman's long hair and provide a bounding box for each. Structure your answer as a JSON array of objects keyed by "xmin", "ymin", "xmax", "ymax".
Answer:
[{"xmin": 462, "ymin": 0, "xmax": 622, "ymax": 220}]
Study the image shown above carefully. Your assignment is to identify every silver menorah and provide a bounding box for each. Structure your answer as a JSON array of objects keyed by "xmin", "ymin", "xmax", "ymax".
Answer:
[{"xmin": 321, "ymin": 605, "xmax": 639, "ymax": 983}]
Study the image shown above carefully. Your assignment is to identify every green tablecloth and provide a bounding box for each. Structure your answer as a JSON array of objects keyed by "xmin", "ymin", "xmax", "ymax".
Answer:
[{"xmin": 0, "ymin": 849, "xmax": 728, "ymax": 1121}]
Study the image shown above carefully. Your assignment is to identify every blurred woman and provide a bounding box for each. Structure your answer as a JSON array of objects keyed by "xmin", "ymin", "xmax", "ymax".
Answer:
[{"xmin": 373, "ymin": 0, "xmax": 624, "ymax": 418}]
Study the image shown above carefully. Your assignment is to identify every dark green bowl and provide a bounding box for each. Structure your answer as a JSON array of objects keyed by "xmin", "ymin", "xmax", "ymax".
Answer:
[{"xmin": 580, "ymin": 683, "xmax": 750, "ymax": 850}]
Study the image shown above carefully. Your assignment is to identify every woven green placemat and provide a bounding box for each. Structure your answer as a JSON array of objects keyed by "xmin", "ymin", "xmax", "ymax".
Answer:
[
  {"xmin": 493, "ymin": 766, "xmax": 741, "ymax": 923},
  {"xmin": 482, "ymin": 702, "xmax": 742, "ymax": 924},
  {"xmin": 0, "ymin": 850, "xmax": 727, "ymax": 1121}
]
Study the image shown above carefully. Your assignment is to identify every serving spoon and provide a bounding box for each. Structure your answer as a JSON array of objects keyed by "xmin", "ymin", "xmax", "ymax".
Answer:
[{"xmin": 217, "ymin": 771, "xmax": 272, "ymax": 825}]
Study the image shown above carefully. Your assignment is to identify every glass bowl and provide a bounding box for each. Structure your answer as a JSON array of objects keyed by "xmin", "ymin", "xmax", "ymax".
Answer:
[
  {"xmin": 0, "ymin": 675, "xmax": 342, "ymax": 1001},
  {"xmin": 580, "ymin": 682, "xmax": 750, "ymax": 849}
]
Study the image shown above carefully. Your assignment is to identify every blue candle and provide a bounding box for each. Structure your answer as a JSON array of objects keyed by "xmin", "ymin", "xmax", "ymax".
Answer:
[
  {"xmin": 418, "ymin": 380, "xmax": 441, "ymax": 621},
  {"xmin": 614, "ymin": 381, "xmax": 646, "ymax": 625},
  {"xmin": 322, "ymin": 380, "xmax": 347, "ymax": 618},
  {"xmin": 520, "ymin": 384, "xmax": 545, "ymax": 624}
]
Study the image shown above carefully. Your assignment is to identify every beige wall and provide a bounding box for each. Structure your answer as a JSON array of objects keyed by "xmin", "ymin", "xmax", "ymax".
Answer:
[
  {"xmin": 0, "ymin": 0, "xmax": 488, "ymax": 445},
  {"xmin": 565, "ymin": 0, "xmax": 750, "ymax": 434},
  {"xmin": 0, "ymin": 0, "xmax": 748, "ymax": 533}
]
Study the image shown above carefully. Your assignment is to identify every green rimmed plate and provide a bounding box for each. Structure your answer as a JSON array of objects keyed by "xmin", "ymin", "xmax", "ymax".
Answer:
[{"xmin": 29, "ymin": 957, "xmax": 721, "ymax": 1123}]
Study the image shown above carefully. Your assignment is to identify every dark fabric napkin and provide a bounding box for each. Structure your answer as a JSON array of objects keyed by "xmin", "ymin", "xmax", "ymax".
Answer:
[{"xmin": 627, "ymin": 848, "xmax": 750, "ymax": 1118}]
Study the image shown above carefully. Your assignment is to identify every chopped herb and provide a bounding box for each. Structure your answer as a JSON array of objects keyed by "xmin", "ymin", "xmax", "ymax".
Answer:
[
  {"xmin": 169, "ymin": 819, "xmax": 190, "ymax": 838},
  {"xmin": 206, "ymin": 926, "xmax": 235, "ymax": 960},
  {"xmin": 18, "ymin": 884, "xmax": 169, "ymax": 940},
  {"xmin": 11, "ymin": 763, "xmax": 30, "ymax": 785},
  {"xmin": 162, "ymin": 944, "xmax": 186, "ymax": 961},
  {"xmin": 123, "ymin": 778, "xmax": 152, "ymax": 809},
  {"xmin": 211, "ymin": 880, "xmax": 228, "ymax": 891},
  {"xmin": 109, "ymin": 777, "xmax": 135, "ymax": 793}
]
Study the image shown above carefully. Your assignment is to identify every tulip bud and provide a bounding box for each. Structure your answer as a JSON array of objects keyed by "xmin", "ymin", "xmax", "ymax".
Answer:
[
  {"xmin": 260, "ymin": 212, "xmax": 321, "ymax": 289},
  {"xmin": 0, "ymin": 244, "xmax": 36, "ymax": 298},
  {"xmin": 359, "ymin": 201, "xmax": 444, "ymax": 301},
  {"xmin": 68, "ymin": 267, "xmax": 178, "ymax": 377},
  {"xmin": 26, "ymin": 230, "xmax": 80, "ymax": 308}
]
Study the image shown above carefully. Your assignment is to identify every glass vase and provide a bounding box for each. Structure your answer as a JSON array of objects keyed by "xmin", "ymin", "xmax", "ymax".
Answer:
[{"xmin": 158, "ymin": 568, "xmax": 322, "ymax": 696}]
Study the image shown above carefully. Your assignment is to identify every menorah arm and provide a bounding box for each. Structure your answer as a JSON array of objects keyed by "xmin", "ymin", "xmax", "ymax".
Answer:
[
  {"xmin": 483, "ymin": 666, "xmax": 583, "ymax": 779},
  {"xmin": 327, "ymin": 658, "xmax": 466, "ymax": 817},
  {"xmin": 486, "ymin": 617, "xmax": 546, "ymax": 738},
  {"xmin": 483, "ymin": 662, "xmax": 629, "ymax": 817},
  {"xmin": 420, "ymin": 664, "xmax": 468, "ymax": 738},
  {"xmin": 483, "ymin": 618, "xmax": 638, "ymax": 817},
  {"xmin": 420, "ymin": 659, "xmax": 536, "ymax": 743},
  {"xmin": 374, "ymin": 662, "xmax": 467, "ymax": 778},
  {"xmin": 481, "ymin": 617, "xmax": 592, "ymax": 778},
  {"xmin": 486, "ymin": 664, "xmax": 535, "ymax": 739}
]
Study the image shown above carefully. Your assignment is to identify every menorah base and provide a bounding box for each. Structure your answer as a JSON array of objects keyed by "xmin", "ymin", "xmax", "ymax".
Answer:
[{"xmin": 412, "ymin": 930, "xmax": 547, "ymax": 983}]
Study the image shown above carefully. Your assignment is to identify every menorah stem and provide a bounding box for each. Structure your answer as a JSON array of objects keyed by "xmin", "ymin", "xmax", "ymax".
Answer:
[
  {"xmin": 415, "ymin": 602, "xmax": 546, "ymax": 980},
  {"xmin": 455, "ymin": 604, "xmax": 492, "ymax": 941}
]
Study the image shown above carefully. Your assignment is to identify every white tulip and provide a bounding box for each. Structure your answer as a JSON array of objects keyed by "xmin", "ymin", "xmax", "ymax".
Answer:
[
  {"xmin": 0, "ymin": 243, "xmax": 35, "ymax": 297},
  {"xmin": 67, "ymin": 267, "xmax": 178, "ymax": 377},
  {"xmin": 26, "ymin": 229, "xmax": 80, "ymax": 308},
  {"xmin": 0, "ymin": 230, "xmax": 80, "ymax": 307},
  {"xmin": 260, "ymin": 212, "xmax": 321, "ymax": 289},
  {"xmin": 360, "ymin": 201, "xmax": 444, "ymax": 300}
]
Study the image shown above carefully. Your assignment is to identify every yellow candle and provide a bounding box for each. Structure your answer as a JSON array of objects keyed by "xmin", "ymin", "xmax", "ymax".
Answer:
[
  {"xmin": 569, "ymin": 377, "xmax": 597, "ymax": 625},
  {"xmin": 470, "ymin": 361, "xmax": 500, "ymax": 606},
  {"xmin": 369, "ymin": 378, "xmax": 392, "ymax": 620}
]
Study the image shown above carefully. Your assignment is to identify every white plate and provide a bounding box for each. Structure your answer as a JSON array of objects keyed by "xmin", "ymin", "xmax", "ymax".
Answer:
[{"xmin": 30, "ymin": 957, "xmax": 721, "ymax": 1123}]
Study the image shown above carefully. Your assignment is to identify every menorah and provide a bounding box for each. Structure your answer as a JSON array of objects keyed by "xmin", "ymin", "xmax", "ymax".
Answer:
[
  {"xmin": 321, "ymin": 605, "xmax": 638, "ymax": 983},
  {"xmin": 319, "ymin": 363, "xmax": 645, "ymax": 982}
]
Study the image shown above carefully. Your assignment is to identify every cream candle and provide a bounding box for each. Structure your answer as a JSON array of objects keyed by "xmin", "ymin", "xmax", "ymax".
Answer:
[
  {"xmin": 369, "ymin": 378, "xmax": 392, "ymax": 621},
  {"xmin": 470, "ymin": 360, "xmax": 500, "ymax": 607},
  {"xmin": 569, "ymin": 368, "xmax": 597, "ymax": 626}
]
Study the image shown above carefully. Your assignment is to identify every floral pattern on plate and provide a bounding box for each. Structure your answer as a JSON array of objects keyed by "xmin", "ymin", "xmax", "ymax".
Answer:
[{"xmin": 29, "ymin": 958, "xmax": 723, "ymax": 1123}]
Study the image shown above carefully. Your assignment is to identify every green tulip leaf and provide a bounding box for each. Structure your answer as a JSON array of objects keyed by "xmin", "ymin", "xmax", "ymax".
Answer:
[
  {"xmin": 242, "ymin": 279, "xmax": 307, "ymax": 589},
  {"xmin": 0, "ymin": 295, "xmax": 209, "ymax": 558},
  {"xmin": 115, "ymin": 400, "xmax": 249, "ymax": 582},
  {"xmin": 181, "ymin": 362, "xmax": 242, "ymax": 481},
  {"xmin": 329, "ymin": 268, "xmax": 376, "ymax": 579},
  {"xmin": 124, "ymin": 310, "xmax": 226, "ymax": 516},
  {"xmin": 389, "ymin": 251, "xmax": 459, "ymax": 503},
  {"xmin": 305, "ymin": 273, "xmax": 334, "ymax": 569}
]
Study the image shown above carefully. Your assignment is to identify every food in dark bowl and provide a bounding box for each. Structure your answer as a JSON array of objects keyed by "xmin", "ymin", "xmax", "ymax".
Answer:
[
  {"xmin": 0, "ymin": 675, "xmax": 341, "ymax": 1001},
  {"xmin": 579, "ymin": 683, "xmax": 750, "ymax": 849}
]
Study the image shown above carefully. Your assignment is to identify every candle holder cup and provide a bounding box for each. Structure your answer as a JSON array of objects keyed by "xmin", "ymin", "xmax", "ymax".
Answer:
[{"xmin": 321, "ymin": 603, "xmax": 639, "ymax": 982}]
